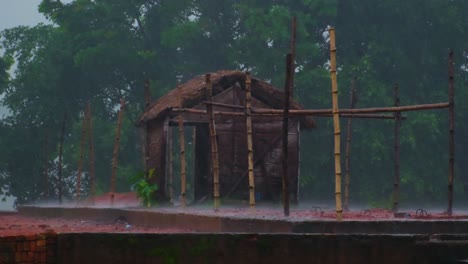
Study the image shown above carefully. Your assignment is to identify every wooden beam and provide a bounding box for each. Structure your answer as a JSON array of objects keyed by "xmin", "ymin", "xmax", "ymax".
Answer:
[
  {"xmin": 448, "ymin": 50, "xmax": 455, "ymax": 216},
  {"xmin": 282, "ymin": 54, "xmax": 292, "ymax": 216},
  {"xmin": 393, "ymin": 83, "xmax": 401, "ymax": 213}
]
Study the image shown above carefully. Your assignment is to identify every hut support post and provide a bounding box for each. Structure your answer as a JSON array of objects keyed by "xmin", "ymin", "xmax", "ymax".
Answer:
[
  {"xmin": 282, "ymin": 54, "xmax": 293, "ymax": 216},
  {"xmin": 344, "ymin": 78, "xmax": 357, "ymax": 211},
  {"xmin": 448, "ymin": 50, "xmax": 455, "ymax": 216},
  {"xmin": 245, "ymin": 72, "xmax": 256, "ymax": 210},
  {"xmin": 86, "ymin": 103, "xmax": 96, "ymax": 205},
  {"xmin": 76, "ymin": 107, "xmax": 88, "ymax": 202},
  {"xmin": 206, "ymin": 74, "xmax": 220, "ymax": 211},
  {"xmin": 329, "ymin": 27, "xmax": 343, "ymax": 220},
  {"xmin": 58, "ymin": 113, "xmax": 66, "ymax": 204},
  {"xmin": 393, "ymin": 84, "xmax": 401, "ymax": 213},
  {"xmin": 167, "ymin": 127, "xmax": 174, "ymax": 203},
  {"xmin": 178, "ymin": 95, "xmax": 187, "ymax": 208},
  {"xmin": 110, "ymin": 99, "xmax": 125, "ymax": 206}
]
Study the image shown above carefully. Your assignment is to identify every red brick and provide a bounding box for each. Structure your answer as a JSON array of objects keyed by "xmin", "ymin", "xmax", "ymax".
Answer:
[
  {"xmin": 26, "ymin": 235, "xmax": 36, "ymax": 241},
  {"xmin": 36, "ymin": 239, "xmax": 46, "ymax": 247},
  {"xmin": 30, "ymin": 241, "xmax": 36, "ymax": 252}
]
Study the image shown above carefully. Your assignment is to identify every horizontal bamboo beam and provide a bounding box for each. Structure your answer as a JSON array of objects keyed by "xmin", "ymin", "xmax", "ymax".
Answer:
[{"xmin": 315, "ymin": 113, "xmax": 407, "ymax": 120}]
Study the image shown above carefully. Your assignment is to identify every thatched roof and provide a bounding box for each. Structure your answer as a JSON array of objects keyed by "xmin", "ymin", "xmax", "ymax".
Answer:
[{"xmin": 137, "ymin": 70, "xmax": 315, "ymax": 128}]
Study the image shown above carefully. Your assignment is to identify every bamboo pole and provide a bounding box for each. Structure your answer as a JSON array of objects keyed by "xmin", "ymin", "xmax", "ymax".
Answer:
[
  {"xmin": 252, "ymin": 102, "xmax": 449, "ymax": 115},
  {"xmin": 58, "ymin": 113, "xmax": 66, "ymax": 204},
  {"xmin": 206, "ymin": 74, "xmax": 221, "ymax": 211},
  {"xmin": 392, "ymin": 83, "xmax": 401, "ymax": 213},
  {"xmin": 110, "ymin": 99, "xmax": 125, "ymax": 206},
  {"xmin": 76, "ymin": 108, "xmax": 88, "ymax": 201},
  {"xmin": 167, "ymin": 126, "xmax": 174, "ymax": 203},
  {"xmin": 344, "ymin": 78, "xmax": 357, "ymax": 211},
  {"xmin": 178, "ymin": 94, "xmax": 187, "ymax": 208},
  {"xmin": 245, "ymin": 72, "xmax": 256, "ymax": 210},
  {"xmin": 448, "ymin": 50, "xmax": 455, "ymax": 216},
  {"xmin": 86, "ymin": 102, "xmax": 96, "ymax": 205},
  {"xmin": 290, "ymin": 16, "xmax": 297, "ymax": 97},
  {"xmin": 329, "ymin": 27, "xmax": 343, "ymax": 220},
  {"xmin": 282, "ymin": 54, "xmax": 293, "ymax": 216}
]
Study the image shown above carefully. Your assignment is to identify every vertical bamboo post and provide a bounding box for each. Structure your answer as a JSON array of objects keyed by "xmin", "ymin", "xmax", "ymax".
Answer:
[
  {"xmin": 42, "ymin": 130, "xmax": 49, "ymax": 199},
  {"xmin": 392, "ymin": 84, "xmax": 401, "ymax": 213},
  {"xmin": 178, "ymin": 94, "xmax": 187, "ymax": 208},
  {"xmin": 282, "ymin": 54, "xmax": 293, "ymax": 216},
  {"xmin": 245, "ymin": 72, "xmax": 256, "ymax": 210},
  {"xmin": 86, "ymin": 102, "xmax": 96, "ymax": 205},
  {"xmin": 167, "ymin": 126, "xmax": 174, "ymax": 203},
  {"xmin": 206, "ymin": 74, "xmax": 221, "ymax": 211},
  {"xmin": 329, "ymin": 27, "xmax": 343, "ymax": 221},
  {"xmin": 76, "ymin": 108, "xmax": 88, "ymax": 202},
  {"xmin": 58, "ymin": 113, "xmax": 66, "ymax": 204},
  {"xmin": 448, "ymin": 50, "xmax": 455, "ymax": 216},
  {"xmin": 110, "ymin": 99, "xmax": 125, "ymax": 206},
  {"xmin": 289, "ymin": 16, "xmax": 297, "ymax": 97},
  {"xmin": 344, "ymin": 78, "xmax": 357, "ymax": 211}
]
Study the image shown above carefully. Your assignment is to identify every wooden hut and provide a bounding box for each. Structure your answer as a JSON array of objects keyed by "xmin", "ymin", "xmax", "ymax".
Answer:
[{"xmin": 136, "ymin": 70, "xmax": 314, "ymax": 203}]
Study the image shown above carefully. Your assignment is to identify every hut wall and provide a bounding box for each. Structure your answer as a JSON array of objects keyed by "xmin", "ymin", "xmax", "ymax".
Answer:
[{"xmin": 146, "ymin": 118, "xmax": 167, "ymax": 200}]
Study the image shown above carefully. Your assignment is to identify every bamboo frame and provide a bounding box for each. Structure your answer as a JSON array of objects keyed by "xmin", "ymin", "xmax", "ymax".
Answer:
[
  {"xmin": 344, "ymin": 78, "xmax": 357, "ymax": 211},
  {"xmin": 110, "ymin": 99, "xmax": 125, "ymax": 206},
  {"xmin": 206, "ymin": 74, "xmax": 221, "ymax": 211},
  {"xmin": 86, "ymin": 102, "xmax": 96, "ymax": 205},
  {"xmin": 282, "ymin": 54, "xmax": 293, "ymax": 216},
  {"xmin": 245, "ymin": 72, "xmax": 256, "ymax": 209},
  {"xmin": 76, "ymin": 107, "xmax": 88, "ymax": 201},
  {"xmin": 58, "ymin": 113, "xmax": 66, "ymax": 204},
  {"xmin": 448, "ymin": 50, "xmax": 455, "ymax": 216},
  {"xmin": 329, "ymin": 27, "xmax": 343, "ymax": 220},
  {"xmin": 178, "ymin": 94, "xmax": 187, "ymax": 208},
  {"xmin": 392, "ymin": 84, "xmax": 402, "ymax": 213}
]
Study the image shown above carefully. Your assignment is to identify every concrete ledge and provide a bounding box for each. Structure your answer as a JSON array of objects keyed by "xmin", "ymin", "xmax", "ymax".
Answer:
[{"xmin": 18, "ymin": 206, "xmax": 468, "ymax": 234}]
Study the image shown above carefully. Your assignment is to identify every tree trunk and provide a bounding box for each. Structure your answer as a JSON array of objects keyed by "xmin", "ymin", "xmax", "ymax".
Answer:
[
  {"xmin": 58, "ymin": 113, "xmax": 66, "ymax": 204},
  {"xmin": 447, "ymin": 50, "xmax": 455, "ymax": 216},
  {"xmin": 110, "ymin": 99, "xmax": 125, "ymax": 206},
  {"xmin": 86, "ymin": 102, "xmax": 96, "ymax": 205}
]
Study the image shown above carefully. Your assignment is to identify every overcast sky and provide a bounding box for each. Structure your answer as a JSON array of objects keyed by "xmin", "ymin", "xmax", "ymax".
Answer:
[{"xmin": 0, "ymin": 1, "xmax": 49, "ymax": 31}]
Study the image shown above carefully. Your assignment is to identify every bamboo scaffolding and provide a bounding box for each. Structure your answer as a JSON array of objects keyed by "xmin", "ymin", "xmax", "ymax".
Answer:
[
  {"xmin": 76, "ymin": 108, "xmax": 88, "ymax": 201},
  {"xmin": 58, "ymin": 113, "xmax": 66, "ymax": 204},
  {"xmin": 206, "ymin": 74, "xmax": 220, "ymax": 211},
  {"xmin": 245, "ymin": 72, "xmax": 256, "ymax": 210},
  {"xmin": 290, "ymin": 16, "xmax": 297, "ymax": 97},
  {"xmin": 180, "ymin": 105, "xmax": 406, "ymax": 119},
  {"xmin": 329, "ymin": 27, "xmax": 343, "ymax": 220},
  {"xmin": 448, "ymin": 50, "xmax": 455, "ymax": 216},
  {"xmin": 344, "ymin": 78, "xmax": 357, "ymax": 211},
  {"xmin": 178, "ymin": 94, "xmax": 187, "ymax": 208},
  {"xmin": 282, "ymin": 54, "xmax": 293, "ymax": 216},
  {"xmin": 110, "ymin": 99, "xmax": 125, "ymax": 206},
  {"xmin": 86, "ymin": 102, "xmax": 96, "ymax": 205},
  {"xmin": 392, "ymin": 83, "xmax": 401, "ymax": 213},
  {"xmin": 167, "ymin": 126, "xmax": 174, "ymax": 203}
]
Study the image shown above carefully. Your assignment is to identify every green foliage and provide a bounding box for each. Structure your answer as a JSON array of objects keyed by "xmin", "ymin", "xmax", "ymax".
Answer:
[{"xmin": 130, "ymin": 169, "xmax": 158, "ymax": 208}]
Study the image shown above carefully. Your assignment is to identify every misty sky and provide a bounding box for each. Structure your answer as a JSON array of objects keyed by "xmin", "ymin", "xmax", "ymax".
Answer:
[{"xmin": 0, "ymin": 1, "xmax": 49, "ymax": 31}]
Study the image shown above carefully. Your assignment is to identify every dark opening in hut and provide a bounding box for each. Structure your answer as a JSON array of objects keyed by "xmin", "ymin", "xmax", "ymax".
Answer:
[{"xmin": 136, "ymin": 70, "xmax": 314, "ymax": 204}]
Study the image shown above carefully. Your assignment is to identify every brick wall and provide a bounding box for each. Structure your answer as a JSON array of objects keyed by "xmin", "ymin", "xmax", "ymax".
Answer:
[{"xmin": 0, "ymin": 233, "xmax": 56, "ymax": 264}]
